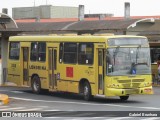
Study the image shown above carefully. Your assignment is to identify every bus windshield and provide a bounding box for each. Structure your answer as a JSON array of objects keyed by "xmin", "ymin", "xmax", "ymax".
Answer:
[{"xmin": 106, "ymin": 47, "xmax": 151, "ymax": 76}]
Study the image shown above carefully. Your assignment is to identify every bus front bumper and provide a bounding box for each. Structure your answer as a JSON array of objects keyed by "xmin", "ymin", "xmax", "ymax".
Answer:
[{"xmin": 105, "ymin": 86, "xmax": 153, "ymax": 96}]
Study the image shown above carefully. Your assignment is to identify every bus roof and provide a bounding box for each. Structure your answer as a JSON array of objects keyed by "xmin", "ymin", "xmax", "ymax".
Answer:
[{"xmin": 9, "ymin": 35, "xmax": 147, "ymax": 43}]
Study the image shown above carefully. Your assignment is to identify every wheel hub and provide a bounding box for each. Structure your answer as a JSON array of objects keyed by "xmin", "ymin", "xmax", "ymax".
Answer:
[
  {"xmin": 33, "ymin": 81, "xmax": 39, "ymax": 91},
  {"xmin": 84, "ymin": 86, "xmax": 88, "ymax": 96}
]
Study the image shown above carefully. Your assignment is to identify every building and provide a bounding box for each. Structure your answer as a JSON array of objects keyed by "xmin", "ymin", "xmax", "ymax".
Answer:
[{"xmin": 12, "ymin": 5, "xmax": 79, "ymax": 19}]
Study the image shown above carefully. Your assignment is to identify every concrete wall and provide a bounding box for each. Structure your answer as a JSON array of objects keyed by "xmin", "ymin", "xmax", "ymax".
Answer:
[
  {"xmin": 12, "ymin": 5, "xmax": 78, "ymax": 19},
  {"xmin": 12, "ymin": 7, "xmax": 39, "ymax": 19},
  {"xmin": 39, "ymin": 5, "xmax": 51, "ymax": 18},
  {"xmin": 51, "ymin": 6, "xmax": 78, "ymax": 18}
]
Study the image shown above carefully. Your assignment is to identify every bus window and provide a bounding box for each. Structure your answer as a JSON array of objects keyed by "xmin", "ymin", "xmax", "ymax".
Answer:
[
  {"xmin": 9, "ymin": 42, "xmax": 20, "ymax": 60},
  {"xmin": 78, "ymin": 43, "xmax": 93, "ymax": 64},
  {"xmin": 63, "ymin": 43, "xmax": 77, "ymax": 64},
  {"xmin": 38, "ymin": 42, "xmax": 46, "ymax": 62},
  {"xmin": 30, "ymin": 42, "xmax": 46, "ymax": 62},
  {"xmin": 30, "ymin": 42, "xmax": 37, "ymax": 61}
]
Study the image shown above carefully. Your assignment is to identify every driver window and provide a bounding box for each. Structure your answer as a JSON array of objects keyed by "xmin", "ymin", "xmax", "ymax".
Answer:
[{"xmin": 106, "ymin": 50, "xmax": 112, "ymax": 74}]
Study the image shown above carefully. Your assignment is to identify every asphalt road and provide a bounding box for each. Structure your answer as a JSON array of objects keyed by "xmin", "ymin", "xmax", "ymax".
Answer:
[{"xmin": 0, "ymin": 86, "xmax": 160, "ymax": 119}]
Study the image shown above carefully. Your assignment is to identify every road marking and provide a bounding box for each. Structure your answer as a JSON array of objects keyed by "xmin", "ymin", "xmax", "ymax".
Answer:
[
  {"xmin": 141, "ymin": 118, "xmax": 160, "ymax": 120},
  {"xmin": 69, "ymin": 113, "xmax": 95, "ymax": 117},
  {"xmin": 39, "ymin": 106, "xmax": 49, "ymax": 108},
  {"xmin": 11, "ymin": 91, "xmax": 24, "ymax": 93},
  {"xmin": 0, "ymin": 106, "xmax": 9, "ymax": 108},
  {"xmin": 0, "ymin": 107, "xmax": 25, "ymax": 111},
  {"xmin": 0, "ymin": 106, "xmax": 49, "ymax": 111},
  {"xmin": 42, "ymin": 111, "xmax": 75, "ymax": 117},
  {"xmin": 106, "ymin": 117, "xmax": 132, "ymax": 120},
  {"xmin": 10, "ymin": 96, "xmax": 160, "ymax": 110},
  {"xmin": 0, "ymin": 90, "xmax": 25, "ymax": 93},
  {"xmin": 66, "ymin": 117, "xmax": 132, "ymax": 120},
  {"xmin": 19, "ymin": 108, "xmax": 43, "ymax": 111},
  {"xmin": 44, "ymin": 111, "xmax": 74, "ymax": 115},
  {"xmin": 0, "ymin": 90, "xmax": 8, "ymax": 92},
  {"xmin": 43, "ymin": 109, "xmax": 60, "ymax": 111},
  {"xmin": 70, "ymin": 117, "xmax": 100, "ymax": 120},
  {"xmin": 44, "ymin": 117, "xmax": 64, "ymax": 119}
]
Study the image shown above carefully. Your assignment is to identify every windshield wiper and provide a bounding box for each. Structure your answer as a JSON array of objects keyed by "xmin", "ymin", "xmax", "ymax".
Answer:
[
  {"xmin": 132, "ymin": 62, "xmax": 148, "ymax": 67},
  {"xmin": 131, "ymin": 62, "xmax": 148, "ymax": 74}
]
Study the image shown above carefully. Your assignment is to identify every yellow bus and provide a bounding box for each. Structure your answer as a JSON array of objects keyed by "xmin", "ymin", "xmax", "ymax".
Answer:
[{"xmin": 7, "ymin": 35, "xmax": 153, "ymax": 101}]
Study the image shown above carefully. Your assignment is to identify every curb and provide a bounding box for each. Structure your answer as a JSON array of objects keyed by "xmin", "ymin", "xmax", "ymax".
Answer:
[{"xmin": 0, "ymin": 94, "xmax": 9, "ymax": 105}]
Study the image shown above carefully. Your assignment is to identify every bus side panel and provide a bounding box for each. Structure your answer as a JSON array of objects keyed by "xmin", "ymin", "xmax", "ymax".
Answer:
[
  {"xmin": 29, "ymin": 62, "xmax": 48, "ymax": 89},
  {"xmin": 67, "ymin": 81, "xmax": 79, "ymax": 93},
  {"xmin": 7, "ymin": 60, "xmax": 21, "ymax": 85},
  {"xmin": 67, "ymin": 65, "xmax": 79, "ymax": 93},
  {"xmin": 7, "ymin": 41, "xmax": 22, "ymax": 86},
  {"xmin": 57, "ymin": 80, "xmax": 67, "ymax": 92},
  {"xmin": 57, "ymin": 64, "xmax": 79, "ymax": 93},
  {"xmin": 77, "ymin": 65, "xmax": 96, "ymax": 95},
  {"xmin": 57, "ymin": 64, "xmax": 95, "ymax": 94}
]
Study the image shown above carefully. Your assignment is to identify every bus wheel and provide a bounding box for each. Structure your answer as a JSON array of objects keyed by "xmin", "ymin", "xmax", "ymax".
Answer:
[
  {"xmin": 120, "ymin": 96, "xmax": 129, "ymax": 101},
  {"xmin": 32, "ymin": 75, "xmax": 41, "ymax": 94},
  {"xmin": 83, "ymin": 82, "xmax": 93, "ymax": 101}
]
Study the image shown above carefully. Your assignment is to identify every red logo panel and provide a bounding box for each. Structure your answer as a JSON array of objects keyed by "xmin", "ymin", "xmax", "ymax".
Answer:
[{"xmin": 66, "ymin": 67, "xmax": 73, "ymax": 78}]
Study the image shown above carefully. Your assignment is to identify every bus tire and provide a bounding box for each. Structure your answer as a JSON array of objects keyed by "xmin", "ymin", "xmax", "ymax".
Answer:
[
  {"xmin": 120, "ymin": 96, "xmax": 129, "ymax": 101},
  {"xmin": 83, "ymin": 82, "xmax": 93, "ymax": 101},
  {"xmin": 31, "ymin": 75, "xmax": 41, "ymax": 94}
]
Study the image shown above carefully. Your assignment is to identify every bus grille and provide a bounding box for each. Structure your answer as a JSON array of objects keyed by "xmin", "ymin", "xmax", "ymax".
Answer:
[
  {"xmin": 122, "ymin": 83, "xmax": 140, "ymax": 88},
  {"xmin": 117, "ymin": 80, "xmax": 131, "ymax": 83},
  {"xmin": 122, "ymin": 84, "xmax": 131, "ymax": 88},
  {"xmin": 132, "ymin": 79, "xmax": 145, "ymax": 82},
  {"xmin": 132, "ymin": 83, "xmax": 141, "ymax": 88},
  {"xmin": 117, "ymin": 79, "xmax": 144, "ymax": 88}
]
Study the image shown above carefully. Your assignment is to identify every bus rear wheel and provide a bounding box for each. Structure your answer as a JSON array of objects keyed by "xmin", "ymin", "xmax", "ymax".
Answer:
[
  {"xmin": 120, "ymin": 96, "xmax": 129, "ymax": 101},
  {"xmin": 31, "ymin": 75, "xmax": 41, "ymax": 94},
  {"xmin": 83, "ymin": 82, "xmax": 93, "ymax": 101}
]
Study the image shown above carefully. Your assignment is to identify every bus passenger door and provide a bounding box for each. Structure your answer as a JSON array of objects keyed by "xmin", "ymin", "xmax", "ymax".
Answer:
[
  {"xmin": 22, "ymin": 47, "xmax": 29, "ymax": 86},
  {"xmin": 48, "ymin": 47, "xmax": 58, "ymax": 90},
  {"xmin": 95, "ymin": 43, "xmax": 105, "ymax": 95},
  {"xmin": 98, "ymin": 49, "xmax": 105, "ymax": 94}
]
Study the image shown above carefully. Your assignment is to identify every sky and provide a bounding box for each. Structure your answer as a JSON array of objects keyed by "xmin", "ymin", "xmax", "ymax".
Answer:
[{"xmin": 0, "ymin": 0, "xmax": 160, "ymax": 17}]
